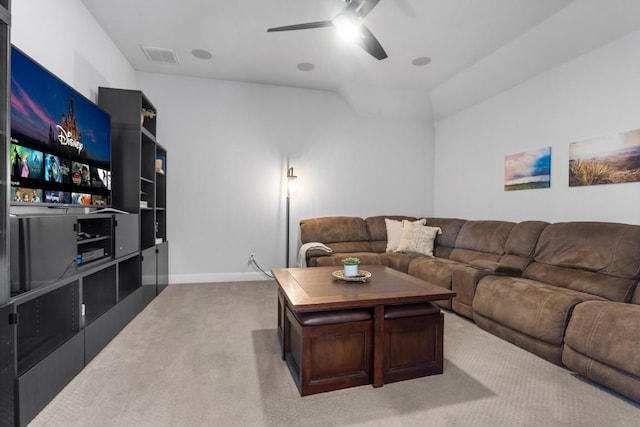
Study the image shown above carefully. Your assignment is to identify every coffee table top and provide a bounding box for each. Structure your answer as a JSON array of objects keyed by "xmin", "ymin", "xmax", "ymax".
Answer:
[{"xmin": 273, "ymin": 265, "xmax": 455, "ymax": 312}]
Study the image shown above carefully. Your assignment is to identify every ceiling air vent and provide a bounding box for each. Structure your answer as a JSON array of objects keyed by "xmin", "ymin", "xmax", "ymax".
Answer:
[{"xmin": 140, "ymin": 45, "xmax": 179, "ymax": 64}]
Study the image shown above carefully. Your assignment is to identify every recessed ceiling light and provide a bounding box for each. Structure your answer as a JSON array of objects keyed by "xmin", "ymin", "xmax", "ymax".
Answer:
[
  {"xmin": 191, "ymin": 49, "xmax": 213, "ymax": 60},
  {"xmin": 297, "ymin": 62, "xmax": 315, "ymax": 71},
  {"xmin": 411, "ymin": 56, "xmax": 431, "ymax": 66}
]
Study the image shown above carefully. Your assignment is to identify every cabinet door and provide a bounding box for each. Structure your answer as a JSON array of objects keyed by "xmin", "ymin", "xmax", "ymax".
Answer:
[
  {"xmin": 0, "ymin": 303, "xmax": 15, "ymax": 426},
  {"xmin": 114, "ymin": 213, "xmax": 139, "ymax": 258},
  {"xmin": 157, "ymin": 242, "xmax": 168, "ymax": 294},
  {"xmin": 141, "ymin": 246, "xmax": 157, "ymax": 289},
  {"xmin": 10, "ymin": 216, "xmax": 76, "ymax": 295}
]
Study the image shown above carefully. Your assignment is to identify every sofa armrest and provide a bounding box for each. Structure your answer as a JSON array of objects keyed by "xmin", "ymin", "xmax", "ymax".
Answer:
[{"xmin": 470, "ymin": 260, "xmax": 523, "ymax": 276}]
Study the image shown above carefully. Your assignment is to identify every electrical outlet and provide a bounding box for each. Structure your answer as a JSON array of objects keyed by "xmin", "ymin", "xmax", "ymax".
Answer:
[{"xmin": 248, "ymin": 253, "xmax": 255, "ymax": 265}]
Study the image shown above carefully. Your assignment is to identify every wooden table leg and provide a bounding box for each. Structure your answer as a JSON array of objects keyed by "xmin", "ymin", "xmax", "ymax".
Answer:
[
  {"xmin": 277, "ymin": 290, "xmax": 283, "ymax": 359},
  {"xmin": 282, "ymin": 296, "xmax": 290, "ymax": 361},
  {"xmin": 373, "ymin": 304, "xmax": 384, "ymax": 387}
]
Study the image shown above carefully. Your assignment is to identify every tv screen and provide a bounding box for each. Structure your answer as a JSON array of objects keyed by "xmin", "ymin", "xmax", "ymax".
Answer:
[{"xmin": 9, "ymin": 45, "xmax": 111, "ymax": 207}]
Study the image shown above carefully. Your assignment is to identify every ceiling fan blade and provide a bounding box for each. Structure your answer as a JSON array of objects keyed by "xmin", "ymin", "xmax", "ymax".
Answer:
[
  {"xmin": 357, "ymin": 24, "xmax": 387, "ymax": 60},
  {"xmin": 267, "ymin": 20, "xmax": 333, "ymax": 32},
  {"xmin": 354, "ymin": 0, "xmax": 381, "ymax": 18}
]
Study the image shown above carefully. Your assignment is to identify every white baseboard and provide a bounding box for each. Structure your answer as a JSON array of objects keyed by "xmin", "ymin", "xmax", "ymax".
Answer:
[{"xmin": 168, "ymin": 272, "xmax": 271, "ymax": 284}]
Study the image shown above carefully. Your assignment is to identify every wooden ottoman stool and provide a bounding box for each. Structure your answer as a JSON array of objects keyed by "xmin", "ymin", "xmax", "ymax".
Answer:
[
  {"xmin": 383, "ymin": 302, "xmax": 444, "ymax": 383},
  {"xmin": 284, "ymin": 307, "xmax": 373, "ymax": 396}
]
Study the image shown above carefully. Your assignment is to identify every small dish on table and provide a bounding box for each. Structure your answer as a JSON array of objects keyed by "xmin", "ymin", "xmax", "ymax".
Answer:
[{"xmin": 331, "ymin": 270, "xmax": 372, "ymax": 283}]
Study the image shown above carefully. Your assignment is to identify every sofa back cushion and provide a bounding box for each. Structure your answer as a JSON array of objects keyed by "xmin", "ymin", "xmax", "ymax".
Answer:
[
  {"xmin": 365, "ymin": 215, "xmax": 418, "ymax": 253},
  {"xmin": 632, "ymin": 285, "xmax": 640, "ymax": 305},
  {"xmin": 524, "ymin": 222, "xmax": 640, "ymax": 302},
  {"xmin": 424, "ymin": 218, "xmax": 466, "ymax": 259},
  {"xmin": 449, "ymin": 220, "xmax": 515, "ymax": 264},
  {"xmin": 499, "ymin": 220, "xmax": 549, "ymax": 271},
  {"xmin": 300, "ymin": 216, "xmax": 372, "ymax": 253}
]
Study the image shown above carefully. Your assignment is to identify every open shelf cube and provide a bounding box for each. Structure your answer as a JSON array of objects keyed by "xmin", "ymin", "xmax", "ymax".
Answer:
[{"xmin": 16, "ymin": 282, "xmax": 79, "ymax": 376}]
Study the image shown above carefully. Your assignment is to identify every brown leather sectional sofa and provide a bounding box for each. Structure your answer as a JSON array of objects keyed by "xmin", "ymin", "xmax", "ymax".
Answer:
[{"xmin": 299, "ymin": 215, "xmax": 640, "ymax": 403}]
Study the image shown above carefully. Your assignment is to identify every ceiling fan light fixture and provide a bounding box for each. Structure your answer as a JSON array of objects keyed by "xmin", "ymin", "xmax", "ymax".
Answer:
[
  {"xmin": 332, "ymin": 14, "xmax": 362, "ymax": 43},
  {"xmin": 266, "ymin": 0, "xmax": 386, "ymax": 60}
]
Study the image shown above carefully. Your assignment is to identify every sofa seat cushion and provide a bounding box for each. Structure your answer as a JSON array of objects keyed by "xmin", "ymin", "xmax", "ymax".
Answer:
[
  {"xmin": 407, "ymin": 257, "xmax": 461, "ymax": 290},
  {"xmin": 408, "ymin": 257, "xmax": 462, "ymax": 310},
  {"xmin": 314, "ymin": 252, "xmax": 383, "ymax": 267},
  {"xmin": 564, "ymin": 301, "xmax": 640, "ymax": 377},
  {"xmin": 450, "ymin": 264, "xmax": 495, "ymax": 319},
  {"xmin": 474, "ymin": 276, "xmax": 606, "ymax": 346},
  {"xmin": 379, "ymin": 252, "xmax": 421, "ymax": 274},
  {"xmin": 317, "ymin": 241, "xmax": 374, "ymax": 255}
]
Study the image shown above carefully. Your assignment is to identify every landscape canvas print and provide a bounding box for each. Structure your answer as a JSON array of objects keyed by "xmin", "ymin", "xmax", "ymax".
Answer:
[
  {"xmin": 504, "ymin": 147, "xmax": 551, "ymax": 191},
  {"xmin": 569, "ymin": 129, "xmax": 640, "ymax": 186}
]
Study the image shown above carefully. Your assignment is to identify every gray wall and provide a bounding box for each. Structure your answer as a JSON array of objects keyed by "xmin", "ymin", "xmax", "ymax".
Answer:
[
  {"xmin": 434, "ymin": 29, "xmax": 640, "ymax": 225},
  {"xmin": 12, "ymin": 0, "xmax": 434, "ymax": 283},
  {"xmin": 13, "ymin": 1, "xmax": 640, "ymax": 284},
  {"xmin": 138, "ymin": 72, "xmax": 434, "ymax": 282}
]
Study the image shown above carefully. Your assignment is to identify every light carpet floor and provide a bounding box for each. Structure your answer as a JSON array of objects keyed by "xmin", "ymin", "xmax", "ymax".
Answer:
[{"xmin": 29, "ymin": 281, "xmax": 639, "ymax": 426}]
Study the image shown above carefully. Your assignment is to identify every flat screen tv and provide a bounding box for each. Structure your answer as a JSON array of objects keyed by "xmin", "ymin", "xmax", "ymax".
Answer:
[{"xmin": 10, "ymin": 45, "xmax": 111, "ymax": 207}]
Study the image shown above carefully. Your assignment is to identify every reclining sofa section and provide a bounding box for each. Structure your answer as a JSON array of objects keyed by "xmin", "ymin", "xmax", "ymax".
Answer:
[
  {"xmin": 474, "ymin": 222, "xmax": 640, "ymax": 366},
  {"xmin": 298, "ymin": 216, "xmax": 640, "ymax": 403}
]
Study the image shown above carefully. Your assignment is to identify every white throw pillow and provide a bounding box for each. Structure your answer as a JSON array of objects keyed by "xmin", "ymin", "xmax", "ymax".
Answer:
[
  {"xmin": 385, "ymin": 218, "xmax": 425, "ymax": 252},
  {"xmin": 396, "ymin": 221, "xmax": 442, "ymax": 256}
]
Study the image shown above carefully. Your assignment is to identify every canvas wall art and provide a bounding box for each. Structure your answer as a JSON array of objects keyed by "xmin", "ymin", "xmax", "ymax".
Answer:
[
  {"xmin": 504, "ymin": 147, "xmax": 551, "ymax": 191},
  {"xmin": 569, "ymin": 129, "xmax": 640, "ymax": 186}
]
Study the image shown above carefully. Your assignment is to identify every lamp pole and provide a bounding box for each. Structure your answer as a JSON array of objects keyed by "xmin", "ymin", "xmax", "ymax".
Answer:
[
  {"xmin": 286, "ymin": 191, "xmax": 291, "ymax": 268},
  {"xmin": 286, "ymin": 167, "xmax": 297, "ymax": 268}
]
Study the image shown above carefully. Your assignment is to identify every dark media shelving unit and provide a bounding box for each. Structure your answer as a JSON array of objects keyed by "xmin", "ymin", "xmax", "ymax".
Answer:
[
  {"xmin": 98, "ymin": 87, "xmax": 169, "ymax": 296},
  {"xmin": 8, "ymin": 213, "xmax": 144, "ymax": 426},
  {"xmin": 0, "ymin": 55, "xmax": 169, "ymax": 425},
  {"xmin": 0, "ymin": 2, "xmax": 13, "ymax": 425},
  {"xmin": 0, "ymin": 7, "xmax": 170, "ymax": 425}
]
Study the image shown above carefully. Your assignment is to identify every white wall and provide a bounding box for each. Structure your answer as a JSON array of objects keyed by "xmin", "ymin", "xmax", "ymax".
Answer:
[
  {"xmin": 10, "ymin": 1, "xmax": 434, "ymax": 284},
  {"xmin": 434, "ymin": 29, "xmax": 640, "ymax": 225},
  {"xmin": 138, "ymin": 73, "xmax": 434, "ymax": 282},
  {"xmin": 11, "ymin": 0, "xmax": 137, "ymax": 102},
  {"xmin": 12, "ymin": 2, "xmax": 640, "ymax": 283},
  {"xmin": 11, "ymin": 1, "xmax": 640, "ymax": 284}
]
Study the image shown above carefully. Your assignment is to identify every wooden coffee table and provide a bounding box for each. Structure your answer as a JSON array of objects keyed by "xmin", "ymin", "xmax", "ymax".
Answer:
[{"xmin": 273, "ymin": 265, "xmax": 455, "ymax": 393}]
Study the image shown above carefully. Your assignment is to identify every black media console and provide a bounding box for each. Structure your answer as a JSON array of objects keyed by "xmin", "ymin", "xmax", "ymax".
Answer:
[{"xmin": 8, "ymin": 212, "xmax": 152, "ymax": 426}]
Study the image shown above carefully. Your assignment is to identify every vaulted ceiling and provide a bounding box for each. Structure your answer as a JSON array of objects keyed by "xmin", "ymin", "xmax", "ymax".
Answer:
[{"xmin": 82, "ymin": 0, "xmax": 640, "ymax": 120}]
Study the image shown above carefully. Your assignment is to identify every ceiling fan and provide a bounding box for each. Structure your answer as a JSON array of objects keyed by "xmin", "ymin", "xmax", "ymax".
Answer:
[{"xmin": 267, "ymin": 0, "xmax": 388, "ymax": 60}]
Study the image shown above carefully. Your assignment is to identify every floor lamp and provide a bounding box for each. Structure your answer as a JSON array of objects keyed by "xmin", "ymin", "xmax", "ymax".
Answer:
[{"xmin": 285, "ymin": 167, "xmax": 297, "ymax": 267}]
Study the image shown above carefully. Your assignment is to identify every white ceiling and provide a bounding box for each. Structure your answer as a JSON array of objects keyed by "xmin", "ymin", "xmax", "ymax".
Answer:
[{"xmin": 81, "ymin": 0, "xmax": 640, "ymax": 120}]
